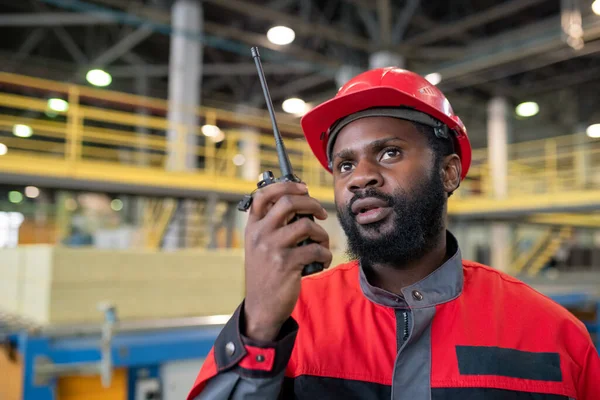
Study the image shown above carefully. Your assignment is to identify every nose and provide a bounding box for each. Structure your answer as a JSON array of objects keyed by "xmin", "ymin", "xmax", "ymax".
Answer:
[{"xmin": 347, "ymin": 160, "xmax": 383, "ymax": 193}]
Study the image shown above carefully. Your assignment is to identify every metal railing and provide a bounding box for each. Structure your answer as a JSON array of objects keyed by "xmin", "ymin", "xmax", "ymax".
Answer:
[{"xmin": 0, "ymin": 71, "xmax": 598, "ymax": 201}]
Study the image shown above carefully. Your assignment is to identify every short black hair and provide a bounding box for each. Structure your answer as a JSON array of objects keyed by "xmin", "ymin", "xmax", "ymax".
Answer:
[{"xmin": 412, "ymin": 122, "xmax": 457, "ymax": 196}]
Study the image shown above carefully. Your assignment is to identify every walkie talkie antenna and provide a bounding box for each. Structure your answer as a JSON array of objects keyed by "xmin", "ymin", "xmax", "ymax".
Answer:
[{"xmin": 251, "ymin": 47, "xmax": 294, "ymax": 178}]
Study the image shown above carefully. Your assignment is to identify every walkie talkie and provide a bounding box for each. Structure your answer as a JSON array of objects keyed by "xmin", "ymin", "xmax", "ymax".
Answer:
[{"xmin": 237, "ymin": 47, "xmax": 324, "ymax": 277}]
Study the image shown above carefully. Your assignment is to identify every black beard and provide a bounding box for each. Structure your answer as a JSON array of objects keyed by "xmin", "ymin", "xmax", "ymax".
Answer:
[{"xmin": 336, "ymin": 167, "xmax": 446, "ymax": 270}]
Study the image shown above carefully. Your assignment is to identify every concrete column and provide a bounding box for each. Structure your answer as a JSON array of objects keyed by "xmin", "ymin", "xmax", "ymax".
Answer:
[
  {"xmin": 231, "ymin": 107, "xmax": 261, "ymax": 247},
  {"xmin": 487, "ymin": 97, "xmax": 511, "ymax": 273},
  {"xmin": 163, "ymin": 0, "xmax": 203, "ymax": 249},
  {"xmin": 166, "ymin": 0, "xmax": 202, "ymax": 171},
  {"xmin": 135, "ymin": 71, "xmax": 151, "ymax": 167},
  {"xmin": 573, "ymin": 124, "xmax": 591, "ymax": 188}
]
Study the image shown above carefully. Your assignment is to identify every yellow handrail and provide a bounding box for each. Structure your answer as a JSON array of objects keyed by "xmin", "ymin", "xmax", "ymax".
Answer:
[{"xmin": 0, "ymin": 71, "xmax": 598, "ymax": 201}]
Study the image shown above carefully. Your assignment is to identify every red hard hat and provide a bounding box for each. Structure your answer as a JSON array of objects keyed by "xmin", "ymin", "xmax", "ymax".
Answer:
[{"xmin": 300, "ymin": 67, "xmax": 472, "ymax": 180}]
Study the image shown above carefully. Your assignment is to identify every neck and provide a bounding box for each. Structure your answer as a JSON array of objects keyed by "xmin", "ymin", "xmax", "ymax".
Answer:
[{"xmin": 364, "ymin": 230, "xmax": 448, "ymax": 295}]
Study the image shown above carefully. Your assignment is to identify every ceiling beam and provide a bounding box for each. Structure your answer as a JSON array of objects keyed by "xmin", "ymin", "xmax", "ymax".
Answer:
[
  {"xmin": 84, "ymin": 0, "xmax": 341, "ymax": 72},
  {"xmin": 6, "ymin": 28, "xmax": 46, "ymax": 72},
  {"xmin": 251, "ymin": 73, "xmax": 333, "ymax": 105},
  {"xmin": 391, "ymin": 0, "xmax": 421, "ymax": 43},
  {"xmin": 109, "ymin": 62, "xmax": 316, "ymax": 78},
  {"xmin": 511, "ymin": 66, "xmax": 600, "ymax": 97},
  {"xmin": 427, "ymin": 15, "xmax": 600, "ymax": 85},
  {"xmin": 87, "ymin": 25, "xmax": 153, "ymax": 68},
  {"xmin": 0, "ymin": 12, "xmax": 117, "ymax": 27},
  {"xmin": 439, "ymin": 39, "xmax": 600, "ymax": 92},
  {"xmin": 203, "ymin": 21, "xmax": 341, "ymax": 71},
  {"xmin": 377, "ymin": 0, "xmax": 392, "ymax": 46},
  {"xmin": 404, "ymin": 0, "xmax": 548, "ymax": 46},
  {"xmin": 53, "ymin": 26, "xmax": 89, "ymax": 64},
  {"xmin": 202, "ymin": 0, "xmax": 373, "ymax": 51}
]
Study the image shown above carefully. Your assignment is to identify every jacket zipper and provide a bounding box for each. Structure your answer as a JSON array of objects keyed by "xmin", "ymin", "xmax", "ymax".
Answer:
[
  {"xmin": 402, "ymin": 311, "xmax": 409, "ymax": 342},
  {"xmin": 396, "ymin": 310, "xmax": 411, "ymax": 352}
]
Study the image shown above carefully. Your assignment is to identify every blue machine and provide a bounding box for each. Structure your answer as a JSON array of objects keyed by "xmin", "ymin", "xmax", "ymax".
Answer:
[
  {"xmin": 2, "ymin": 311, "xmax": 226, "ymax": 400},
  {"xmin": 2, "ymin": 294, "xmax": 599, "ymax": 400}
]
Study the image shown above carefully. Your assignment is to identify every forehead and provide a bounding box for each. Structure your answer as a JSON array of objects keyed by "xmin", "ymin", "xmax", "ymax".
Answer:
[{"xmin": 330, "ymin": 116, "xmax": 426, "ymax": 155}]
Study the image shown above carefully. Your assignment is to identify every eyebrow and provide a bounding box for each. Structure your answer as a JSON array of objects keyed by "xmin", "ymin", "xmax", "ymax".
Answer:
[{"xmin": 332, "ymin": 136, "xmax": 407, "ymax": 161}]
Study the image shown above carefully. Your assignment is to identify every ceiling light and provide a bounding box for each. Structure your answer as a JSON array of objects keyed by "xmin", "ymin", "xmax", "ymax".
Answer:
[
  {"xmin": 282, "ymin": 97, "xmax": 308, "ymax": 115},
  {"xmin": 232, "ymin": 154, "xmax": 246, "ymax": 166},
  {"xmin": 201, "ymin": 124, "xmax": 221, "ymax": 137},
  {"xmin": 0, "ymin": 143, "xmax": 6, "ymax": 156},
  {"xmin": 593, "ymin": 0, "xmax": 600, "ymax": 15},
  {"xmin": 86, "ymin": 69, "xmax": 112, "ymax": 87},
  {"xmin": 111, "ymin": 198, "xmax": 123, "ymax": 211},
  {"xmin": 267, "ymin": 26, "xmax": 296, "ymax": 45},
  {"xmin": 8, "ymin": 191, "xmax": 23, "ymax": 204},
  {"xmin": 25, "ymin": 186, "xmax": 40, "ymax": 199},
  {"xmin": 211, "ymin": 130, "xmax": 225, "ymax": 143},
  {"xmin": 13, "ymin": 124, "xmax": 33, "ymax": 138},
  {"xmin": 586, "ymin": 123, "xmax": 600, "ymax": 138},
  {"xmin": 425, "ymin": 72, "xmax": 442, "ymax": 85},
  {"xmin": 47, "ymin": 98, "xmax": 69, "ymax": 112},
  {"xmin": 515, "ymin": 101, "xmax": 539, "ymax": 118}
]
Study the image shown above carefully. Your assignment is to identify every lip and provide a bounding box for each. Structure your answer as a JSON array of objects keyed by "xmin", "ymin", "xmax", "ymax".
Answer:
[
  {"xmin": 355, "ymin": 206, "xmax": 392, "ymax": 225},
  {"xmin": 351, "ymin": 197, "xmax": 389, "ymax": 215}
]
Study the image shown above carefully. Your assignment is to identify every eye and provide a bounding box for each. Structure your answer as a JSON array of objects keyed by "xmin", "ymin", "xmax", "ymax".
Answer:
[
  {"xmin": 338, "ymin": 161, "xmax": 354, "ymax": 173},
  {"xmin": 380, "ymin": 148, "xmax": 401, "ymax": 161}
]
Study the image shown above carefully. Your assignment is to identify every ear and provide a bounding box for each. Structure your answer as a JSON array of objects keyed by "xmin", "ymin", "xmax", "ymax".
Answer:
[{"xmin": 441, "ymin": 154, "xmax": 461, "ymax": 194}]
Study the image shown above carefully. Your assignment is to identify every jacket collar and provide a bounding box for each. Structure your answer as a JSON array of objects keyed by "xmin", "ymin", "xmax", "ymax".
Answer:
[{"xmin": 358, "ymin": 231, "xmax": 464, "ymax": 309}]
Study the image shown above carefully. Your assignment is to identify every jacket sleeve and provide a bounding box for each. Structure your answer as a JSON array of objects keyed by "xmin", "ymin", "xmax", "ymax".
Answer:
[
  {"xmin": 187, "ymin": 301, "xmax": 298, "ymax": 400},
  {"xmin": 577, "ymin": 341, "xmax": 600, "ymax": 400}
]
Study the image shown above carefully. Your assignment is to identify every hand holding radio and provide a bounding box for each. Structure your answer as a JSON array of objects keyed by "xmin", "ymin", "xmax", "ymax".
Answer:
[
  {"xmin": 239, "ymin": 47, "xmax": 331, "ymax": 341},
  {"xmin": 243, "ymin": 180, "xmax": 332, "ymax": 341}
]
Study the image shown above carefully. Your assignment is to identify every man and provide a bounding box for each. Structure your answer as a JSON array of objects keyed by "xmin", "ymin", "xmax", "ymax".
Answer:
[{"xmin": 188, "ymin": 67, "xmax": 599, "ymax": 399}]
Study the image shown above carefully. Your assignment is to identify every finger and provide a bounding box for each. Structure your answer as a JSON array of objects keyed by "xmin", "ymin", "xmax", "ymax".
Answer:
[
  {"xmin": 286, "ymin": 243, "xmax": 333, "ymax": 271},
  {"xmin": 248, "ymin": 181, "xmax": 308, "ymax": 223},
  {"xmin": 262, "ymin": 194, "xmax": 327, "ymax": 229},
  {"xmin": 272, "ymin": 217, "xmax": 330, "ymax": 248}
]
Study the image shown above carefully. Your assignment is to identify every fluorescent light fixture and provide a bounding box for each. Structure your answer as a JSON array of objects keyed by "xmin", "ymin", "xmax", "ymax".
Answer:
[
  {"xmin": 8, "ymin": 191, "xmax": 23, "ymax": 204},
  {"xmin": 515, "ymin": 101, "xmax": 539, "ymax": 118},
  {"xmin": 425, "ymin": 72, "xmax": 442, "ymax": 85},
  {"xmin": 593, "ymin": 0, "xmax": 600, "ymax": 15},
  {"xmin": 586, "ymin": 123, "xmax": 600, "ymax": 138},
  {"xmin": 232, "ymin": 154, "xmax": 246, "ymax": 166},
  {"xmin": 111, "ymin": 198, "xmax": 123, "ymax": 211},
  {"xmin": 201, "ymin": 124, "xmax": 222, "ymax": 137},
  {"xmin": 25, "ymin": 186, "xmax": 40, "ymax": 199},
  {"xmin": 0, "ymin": 143, "xmax": 6, "ymax": 156},
  {"xmin": 267, "ymin": 26, "xmax": 295, "ymax": 45},
  {"xmin": 13, "ymin": 124, "xmax": 33, "ymax": 138},
  {"xmin": 47, "ymin": 98, "xmax": 69, "ymax": 112},
  {"xmin": 86, "ymin": 69, "xmax": 112, "ymax": 87},
  {"xmin": 282, "ymin": 97, "xmax": 307, "ymax": 115}
]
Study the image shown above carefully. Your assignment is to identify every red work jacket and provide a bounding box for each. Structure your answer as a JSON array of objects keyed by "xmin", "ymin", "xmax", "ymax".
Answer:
[{"xmin": 188, "ymin": 233, "xmax": 600, "ymax": 399}]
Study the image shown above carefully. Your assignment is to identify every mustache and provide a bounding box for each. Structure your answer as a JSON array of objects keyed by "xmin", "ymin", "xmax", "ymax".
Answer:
[{"xmin": 347, "ymin": 188, "xmax": 393, "ymax": 215}]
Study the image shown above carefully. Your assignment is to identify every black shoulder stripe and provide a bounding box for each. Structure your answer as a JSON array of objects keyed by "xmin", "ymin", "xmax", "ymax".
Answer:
[
  {"xmin": 281, "ymin": 376, "xmax": 391, "ymax": 400},
  {"xmin": 433, "ymin": 387, "xmax": 569, "ymax": 400},
  {"xmin": 455, "ymin": 346, "xmax": 562, "ymax": 382}
]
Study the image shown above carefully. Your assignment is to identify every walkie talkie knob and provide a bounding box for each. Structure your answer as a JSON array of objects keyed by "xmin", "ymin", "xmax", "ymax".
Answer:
[{"xmin": 258, "ymin": 171, "xmax": 276, "ymax": 188}]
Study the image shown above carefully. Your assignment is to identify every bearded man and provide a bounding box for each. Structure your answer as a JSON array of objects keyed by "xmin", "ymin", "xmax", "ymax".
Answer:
[{"xmin": 188, "ymin": 68, "xmax": 599, "ymax": 400}]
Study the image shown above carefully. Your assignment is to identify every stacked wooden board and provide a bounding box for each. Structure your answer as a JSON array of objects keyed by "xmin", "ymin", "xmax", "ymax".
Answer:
[{"xmin": 0, "ymin": 246, "xmax": 348, "ymax": 325}]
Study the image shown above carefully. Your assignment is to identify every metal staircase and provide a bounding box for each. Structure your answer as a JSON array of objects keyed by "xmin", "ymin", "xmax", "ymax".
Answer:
[{"xmin": 511, "ymin": 226, "xmax": 573, "ymax": 277}]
